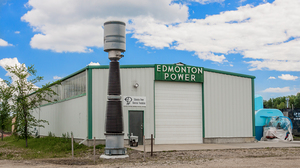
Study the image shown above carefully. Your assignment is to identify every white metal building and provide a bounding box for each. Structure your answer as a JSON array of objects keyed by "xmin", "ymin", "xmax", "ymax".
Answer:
[{"xmin": 33, "ymin": 63, "xmax": 255, "ymax": 145}]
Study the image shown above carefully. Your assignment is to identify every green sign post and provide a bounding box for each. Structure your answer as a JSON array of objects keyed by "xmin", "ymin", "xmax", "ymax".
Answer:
[{"xmin": 155, "ymin": 64, "xmax": 204, "ymax": 83}]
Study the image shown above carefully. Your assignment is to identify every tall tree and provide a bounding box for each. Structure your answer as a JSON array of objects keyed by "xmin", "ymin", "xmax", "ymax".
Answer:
[
  {"xmin": 277, "ymin": 102, "xmax": 286, "ymax": 110},
  {"xmin": 6, "ymin": 64, "xmax": 56, "ymax": 147},
  {"xmin": 265, "ymin": 98, "xmax": 273, "ymax": 108},
  {"xmin": 287, "ymin": 95, "xmax": 295, "ymax": 109},
  {"xmin": 0, "ymin": 80, "xmax": 13, "ymax": 141},
  {"xmin": 264, "ymin": 93, "xmax": 300, "ymax": 110},
  {"xmin": 295, "ymin": 93, "xmax": 300, "ymax": 108}
]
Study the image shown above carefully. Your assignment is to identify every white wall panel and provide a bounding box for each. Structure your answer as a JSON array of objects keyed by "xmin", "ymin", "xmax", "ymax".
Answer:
[
  {"xmin": 155, "ymin": 81, "xmax": 202, "ymax": 144},
  {"xmin": 92, "ymin": 68, "xmax": 154, "ymax": 139},
  {"xmin": 204, "ymin": 71, "xmax": 252, "ymax": 138},
  {"xmin": 92, "ymin": 69, "xmax": 109, "ymax": 139},
  {"xmin": 121, "ymin": 68, "xmax": 155, "ymax": 139},
  {"xmin": 36, "ymin": 96, "xmax": 88, "ymax": 139}
]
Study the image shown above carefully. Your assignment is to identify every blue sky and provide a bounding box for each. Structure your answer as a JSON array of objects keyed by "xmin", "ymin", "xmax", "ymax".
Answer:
[{"xmin": 0, "ymin": 0, "xmax": 299, "ymax": 100}]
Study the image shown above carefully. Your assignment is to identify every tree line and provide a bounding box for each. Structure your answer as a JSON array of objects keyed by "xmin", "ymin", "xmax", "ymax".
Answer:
[
  {"xmin": 0, "ymin": 64, "xmax": 55, "ymax": 146},
  {"xmin": 263, "ymin": 93, "xmax": 300, "ymax": 110}
]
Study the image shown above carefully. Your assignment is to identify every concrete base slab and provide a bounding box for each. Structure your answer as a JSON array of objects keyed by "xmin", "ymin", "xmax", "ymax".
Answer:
[
  {"xmin": 126, "ymin": 141, "xmax": 300, "ymax": 152},
  {"xmin": 203, "ymin": 137, "xmax": 256, "ymax": 144},
  {"xmin": 100, "ymin": 154, "xmax": 129, "ymax": 159}
]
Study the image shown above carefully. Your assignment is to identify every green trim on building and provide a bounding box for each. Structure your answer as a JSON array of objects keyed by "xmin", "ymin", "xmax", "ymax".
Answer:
[
  {"xmin": 40, "ymin": 93, "xmax": 86, "ymax": 107},
  {"xmin": 204, "ymin": 68, "xmax": 256, "ymax": 79},
  {"xmin": 32, "ymin": 64, "xmax": 254, "ymax": 98},
  {"xmin": 62, "ymin": 67, "xmax": 88, "ymax": 81},
  {"xmin": 120, "ymin": 64, "xmax": 155, "ymax": 69},
  {"xmin": 202, "ymin": 83, "xmax": 205, "ymax": 139},
  {"xmin": 87, "ymin": 65, "xmax": 109, "ymax": 69},
  {"xmin": 153, "ymin": 81, "xmax": 156, "ymax": 138},
  {"xmin": 34, "ymin": 63, "xmax": 256, "ymax": 142},
  {"xmin": 29, "ymin": 68, "xmax": 88, "ymax": 96},
  {"xmin": 252, "ymin": 78, "xmax": 255, "ymax": 137},
  {"xmin": 87, "ymin": 68, "xmax": 93, "ymax": 139},
  {"xmin": 87, "ymin": 64, "xmax": 155, "ymax": 69}
]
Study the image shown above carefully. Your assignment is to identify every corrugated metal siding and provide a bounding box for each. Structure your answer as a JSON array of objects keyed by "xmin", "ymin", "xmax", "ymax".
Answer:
[
  {"xmin": 204, "ymin": 71, "xmax": 252, "ymax": 138},
  {"xmin": 121, "ymin": 68, "xmax": 155, "ymax": 139},
  {"xmin": 92, "ymin": 68, "xmax": 154, "ymax": 139},
  {"xmin": 92, "ymin": 69, "xmax": 109, "ymax": 139},
  {"xmin": 36, "ymin": 96, "xmax": 88, "ymax": 139},
  {"xmin": 155, "ymin": 81, "xmax": 203, "ymax": 144}
]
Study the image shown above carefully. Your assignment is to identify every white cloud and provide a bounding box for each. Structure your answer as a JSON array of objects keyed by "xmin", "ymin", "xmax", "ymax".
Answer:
[
  {"xmin": 197, "ymin": 52, "xmax": 227, "ymax": 63},
  {"xmin": 0, "ymin": 58, "xmax": 39, "ymax": 93},
  {"xmin": 263, "ymin": 86, "xmax": 290, "ymax": 93},
  {"xmin": 21, "ymin": 0, "xmax": 300, "ymax": 70},
  {"xmin": 0, "ymin": 58, "xmax": 22, "ymax": 84},
  {"xmin": 15, "ymin": 31, "xmax": 20, "ymax": 34},
  {"xmin": 248, "ymin": 60, "xmax": 300, "ymax": 71},
  {"xmin": 278, "ymin": 74, "xmax": 298, "ymax": 81},
  {"xmin": 130, "ymin": 0, "xmax": 300, "ymax": 68},
  {"xmin": 0, "ymin": 38, "xmax": 12, "ymax": 47},
  {"xmin": 88, "ymin": 62, "xmax": 100, "ymax": 66},
  {"xmin": 189, "ymin": 0, "xmax": 225, "ymax": 5},
  {"xmin": 0, "ymin": 57, "xmax": 21, "ymax": 70},
  {"xmin": 53, "ymin": 76, "xmax": 62, "ymax": 80},
  {"xmin": 130, "ymin": 0, "xmax": 300, "ymax": 67},
  {"xmin": 21, "ymin": 0, "xmax": 188, "ymax": 53},
  {"xmin": 0, "ymin": 78, "xmax": 6, "ymax": 87},
  {"xmin": 268, "ymin": 76, "xmax": 276, "ymax": 79}
]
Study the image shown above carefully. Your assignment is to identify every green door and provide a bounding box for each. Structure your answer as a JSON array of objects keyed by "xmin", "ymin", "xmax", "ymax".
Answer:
[{"xmin": 129, "ymin": 111, "xmax": 144, "ymax": 145}]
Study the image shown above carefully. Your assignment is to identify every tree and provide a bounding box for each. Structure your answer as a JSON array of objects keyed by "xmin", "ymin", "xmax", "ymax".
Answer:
[
  {"xmin": 264, "ymin": 93, "xmax": 300, "ymax": 110},
  {"xmin": 287, "ymin": 95, "xmax": 295, "ymax": 109},
  {"xmin": 0, "ymin": 80, "xmax": 13, "ymax": 141},
  {"xmin": 294, "ymin": 93, "xmax": 300, "ymax": 108},
  {"xmin": 6, "ymin": 64, "xmax": 56, "ymax": 147},
  {"xmin": 265, "ymin": 98, "xmax": 273, "ymax": 108},
  {"xmin": 263, "ymin": 100, "xmax": 267, "ymax": 108},
  {"xmin": 273, "ymin": 97, "xmax": 282, "ymax": 108},
  {"xmin": 277, "ymin": 102, "xmax": 286, "ymax": 110}
]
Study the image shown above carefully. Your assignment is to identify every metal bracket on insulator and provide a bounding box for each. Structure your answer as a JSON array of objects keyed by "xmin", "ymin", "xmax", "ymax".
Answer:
[
  {"xmin": 107, "ymin": 95, "xmax": 122, "ymax": 100},
  {"xmin": 108, "ymin": 50, "xmax": 124, "ymax": 60}
]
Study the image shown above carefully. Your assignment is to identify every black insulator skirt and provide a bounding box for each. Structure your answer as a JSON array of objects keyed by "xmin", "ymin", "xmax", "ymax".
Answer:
[
  {"xmin": 105, "ymin": 100, "xmax": 124, "ymax": 133},
  {"xmin": 108, "ymin": 61, "xmax": 121, "ymax": 95}
]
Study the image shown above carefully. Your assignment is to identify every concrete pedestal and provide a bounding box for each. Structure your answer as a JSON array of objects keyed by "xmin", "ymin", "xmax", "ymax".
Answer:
[
  {"xmin": 104, "ymin": 133, "xmax": 126, "ymax": 155},
  {"xmin": 100, "ymin": 154, "xmax": 129, "ymax": 159}
]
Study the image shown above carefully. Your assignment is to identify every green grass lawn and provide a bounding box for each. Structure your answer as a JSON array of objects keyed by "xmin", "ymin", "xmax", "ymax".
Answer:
[{"xmin": 0, "ymin": 135, "xmax": 105, "ymax": 160}]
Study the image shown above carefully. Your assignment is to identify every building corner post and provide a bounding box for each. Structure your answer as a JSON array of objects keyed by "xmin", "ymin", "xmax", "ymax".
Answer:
[
  {"xmin": 252, "ymin": 78, "xmax": 255, "ymax": 137},
  {"xmin": 88, "ymin": 67, "xmax": 93, "ymax": 139}
]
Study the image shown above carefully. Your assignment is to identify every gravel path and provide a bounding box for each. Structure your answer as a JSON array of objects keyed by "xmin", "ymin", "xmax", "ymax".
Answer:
[{"xmin": 0, "ymin": 147, "xmax": 300, "ymax": 167}]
